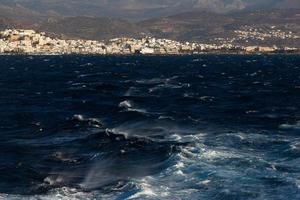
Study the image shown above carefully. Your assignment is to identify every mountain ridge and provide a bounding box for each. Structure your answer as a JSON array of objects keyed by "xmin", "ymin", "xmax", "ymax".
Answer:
[
  {"xmin": 1, "ymin": 0, "xmax": 300, "ymax": 20},
  {"xmin": 0, "ymin": 8, "xmax": 299, "ymax": 47}
]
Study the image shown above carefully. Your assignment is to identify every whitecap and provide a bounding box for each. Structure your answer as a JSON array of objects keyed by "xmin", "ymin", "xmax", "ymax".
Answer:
[
  {"xmin": 296, "ymin": 180, "xmax": 300, "ymax": 189},
  {"xmin": 158, "ymin": 115, "xmax": 175, "ymax": 120},
  {"xmin": 290, "ymin": 142, "xmax": 300, "ymax": 150},
  {"xmin": 192, "ymin": 58, "xmax": 201, "ymax": 62},
  {"xmin": 175, "ymin": 170, "xmax": 185, "ymax": 176},
  {"xmin": 44, "ymin": 176, "xmax": 64, "ymax": 186},
  {"xmin": 0, "ymin": 188, "xmax": 96, "ymax": 200},
  {"xmin": 124, "ymin": 87, "xmax": 139, "ymax": 96},
  {"xmin": 136, "ymin": 78, "xmax": 166, "ymax": 84},
  {"xmin": 279, "ymin": 122, "xmax": 300, "ymax": 130},
  {"xmin": 108, "ymin": 120, "xmax": 198, "ymax": 141},
  {"xmin": 168, "ymin": 134, "xmax": 182, "ymax": 141},
  {"xmin": 286, "ymin": 142, "xmax": 300, "ymax": 154},
  {"xmin": 72, "ymin": 114, "xmax": 84, "ymax": 121},
  {"xmin": 175, "ymin": 162, "xmax": 185, "ymax": 169},
  {"xmin": 198, "ymin": 180, "xmax": 211, "ymax": 186},
  {"xmin": 119, "ymin": 100, "xmax": 133, "ymax": 109},
  {"xmin": 245, "ymin": 110, "xmax": 259, "ymax": 114},
  {"xmin": 249, "ymin": 72, "xmax": 258, "ymax": 76},
  {"xmin": 78, "ymin": 72, "xmax": 106, "ymax": 78},
  {"xmin": 108, "ymin": 128, "xmax": 130, "ymax": 139},
  {"xmin": 80, "ymin": 63, "xmax": 93, "ymax": 67},
  {"xmin": 200, "ymin": 149, "xmax": 241, "ymax": 161},
  {"xmin": 199, "ymin": 96, "xmax": 215, "ymax": 102},
  {"xmin": 127, "ymin": 183, "xmax": 157, "ymax": 199},
  {"xmin": 148, "ymin": 82, "xmax": 185, "ymax": 93},
  {"xmin": 71, "ymin": 114, "xmax": 102, "ymax": 128},
  {"xmin": 118, "ymin": 100, "xmax": 149, "ymax": 114}
]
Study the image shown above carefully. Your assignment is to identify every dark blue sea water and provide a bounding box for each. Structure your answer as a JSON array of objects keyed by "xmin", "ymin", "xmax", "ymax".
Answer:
[{"xmin": 0, "ymin": 55, "xmax": 300, "ymax": 199}]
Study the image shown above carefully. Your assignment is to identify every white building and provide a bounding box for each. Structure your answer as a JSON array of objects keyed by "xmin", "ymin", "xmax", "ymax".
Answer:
[{"xmin": 140, "ymin": 47, "xmax": 155, "ymax": 54}]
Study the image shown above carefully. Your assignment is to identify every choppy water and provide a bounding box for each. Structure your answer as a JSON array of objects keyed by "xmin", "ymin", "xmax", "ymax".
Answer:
[{"xmin": 0, "ymin": 55, "xmax": 300, "ymax": 200}]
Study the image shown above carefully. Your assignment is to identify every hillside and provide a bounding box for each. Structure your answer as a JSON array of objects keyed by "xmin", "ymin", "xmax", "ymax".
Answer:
[
  {"xmin": 0, "ymin": 8, "xmax": 299, "ymax": 46},
  {"xmin": 37, "ymin": 17, "xmax": 146, "ymax": 40},
  {"xmin": 139, "ymin": 9, "xmax": 300, "ymax": 46},
  {"xmin": 1, "ymin": 0, "xmax": 300, "ymax": 20}
]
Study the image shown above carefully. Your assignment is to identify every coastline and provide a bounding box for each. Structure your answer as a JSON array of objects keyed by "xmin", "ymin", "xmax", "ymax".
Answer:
[
  {"xmin": 1, "ymin": 29, "xmax": 299, "ymax": 56},
  {"xmin": 0, "ymin": 52, "xmax": 299, "ymax": 56}
]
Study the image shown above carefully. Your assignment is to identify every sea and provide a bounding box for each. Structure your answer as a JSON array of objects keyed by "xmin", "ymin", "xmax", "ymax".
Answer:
[{"xmin": 0, "ymin": 55, "xmax": 299, "ymax": 200}]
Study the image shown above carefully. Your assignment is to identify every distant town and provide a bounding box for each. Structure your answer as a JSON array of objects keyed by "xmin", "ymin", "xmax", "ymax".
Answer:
[{"xmin": 0, "ymin": 29, "xmax": 299, "ymax": 55}]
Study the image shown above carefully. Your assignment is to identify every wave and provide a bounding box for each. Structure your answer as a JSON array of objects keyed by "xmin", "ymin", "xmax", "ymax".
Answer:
[
  {"xmin": 118, "ymin": 100, "xmax": 150, "ymax": 115},
  {"xmin": 148, "ymin": 83, "xmax": 190, "ymax": 93},
  {"xmin": 2, "ymin": 55, "xmax": 300, "ymax": 199},
  {"xmin": 135, "ymin": 76, "xmax": 179, "ymax": 85},
  {"xmin": 71, "ymin": 114, "xmax": 102, "ymax": 128},
  {"xmin": 79, "ymin": 63, "xmax": 94, "ymax": 67},
  {"xmin": 119, "ymin": 100, "xmax": 133, "ymax": 109},
  {"xmin": 279, "ymin": 122, "xmax": 300, "ymax": 130}
]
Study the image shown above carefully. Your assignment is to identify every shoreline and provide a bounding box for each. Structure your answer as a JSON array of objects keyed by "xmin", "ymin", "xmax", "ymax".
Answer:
[
  {"xmin": 1, "ymin": 29, "xmax": 299, "ymax": 56},
  {"xmin": 0, "ymin": 52, "xmax": 300, "ymax": 56}
]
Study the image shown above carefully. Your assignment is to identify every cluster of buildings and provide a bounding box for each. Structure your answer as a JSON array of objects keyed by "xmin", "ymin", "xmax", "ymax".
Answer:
[
  {"xmin": 214, "ymin": 25, "xmax": 300, "ymax": 47},
  {"xmin": 0, "ymin": 29, "xmax": 107, "ymax": 54},
  {"xmin": 234, "ymin": 26, "xmax": 299, "ymax": 41},
  {"xmin": 0, "ymin": 29, "xmax": 299, "ymax": 55}
]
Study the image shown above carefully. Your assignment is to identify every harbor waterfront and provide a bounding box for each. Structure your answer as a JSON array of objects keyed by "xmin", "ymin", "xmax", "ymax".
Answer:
[{"xmin": 0, "ymin": 29, "xmax": 299, "ymax": 55}]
